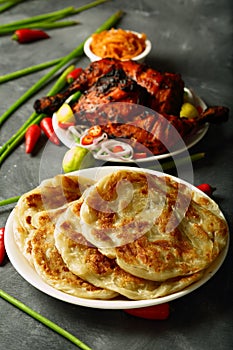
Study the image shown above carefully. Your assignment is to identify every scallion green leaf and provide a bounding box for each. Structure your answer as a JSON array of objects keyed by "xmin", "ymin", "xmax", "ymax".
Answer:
[{"xmin": 0, "ymin": 289, "xmax": 92, "ymax": 350}]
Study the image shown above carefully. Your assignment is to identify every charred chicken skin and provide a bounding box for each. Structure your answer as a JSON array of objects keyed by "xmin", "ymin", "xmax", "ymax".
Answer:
[
  {"xmin": 34, "ymin": 58, "xmax": 185, "ymax": 115},
  {"xmin": 34, "ymin": 58, "xmax": 229, "ymax": 156}
]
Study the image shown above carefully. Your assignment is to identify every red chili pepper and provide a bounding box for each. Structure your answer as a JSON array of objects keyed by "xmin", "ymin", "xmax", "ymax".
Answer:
[
  {"xmin": 40, "ymin": 117, "xmax": 60, "ymax": 145},
  {"xmin": 0, "ymin": 227, "xmax": 6, "ymax": 265},
  {"xmin": 66, "ymin": 67, "xmax": 83, "ymax": 84},
  {"xmin": 25, "ymin": 124, "xmax": 41, "ymax": 153},
  {"xmin": 124, "ymin": 303, "xmax": 170, "ymax": 320},
  {"xmin": 81, "ymin": 134, "xmax": 94, "ymax": 145},
  {"xmin": 58, "ymin": 121, "xmax": 75, "ymax": 129},
  {"xmin": 196, "ymin": 183, "xmax": 216, "ymax": 196},
  {"xmin": 12, "ymin": 28, "xmax": 50, "ymax": 44},
  {"xmin": 88, "ymin": 125, "xmax": 102, "ymax": 138}
]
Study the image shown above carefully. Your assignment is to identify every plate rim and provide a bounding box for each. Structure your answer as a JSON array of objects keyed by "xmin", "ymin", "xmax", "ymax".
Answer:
[
  {"xmin": 52, "ymin": 88, "xmax": 208, "ymax": 163},
  {"xmin": 4, "ymin": 166, "xmax": 229, "ymax": 309}
]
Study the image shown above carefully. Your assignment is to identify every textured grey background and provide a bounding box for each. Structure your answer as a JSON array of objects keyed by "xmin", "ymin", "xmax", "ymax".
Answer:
[{"xmin": 0, "ymin": 1, "xmax": 232, "ymax": 349}]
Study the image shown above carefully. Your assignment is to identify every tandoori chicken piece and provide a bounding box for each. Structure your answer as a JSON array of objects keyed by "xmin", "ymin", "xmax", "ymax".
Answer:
[
  {"xmin": 73, "ymin": 102, "xmax": 229, "ymax": 155},
  {"xmin": 33, "ymin": 58, "xmax": 229, "ymax": 156},
  {"xmin": 34, "ymin": 58, "xmax": 185, "ymax": 116}
]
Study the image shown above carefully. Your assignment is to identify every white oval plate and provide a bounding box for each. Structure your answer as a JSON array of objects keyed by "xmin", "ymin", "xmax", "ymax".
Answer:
[
  {"xmin": 52, "ymin": 88, "xmax": 208, "ymax": 163},
  {"xmin": 4, "ymin": 166, "xmax": 229, "ymax": 309}
]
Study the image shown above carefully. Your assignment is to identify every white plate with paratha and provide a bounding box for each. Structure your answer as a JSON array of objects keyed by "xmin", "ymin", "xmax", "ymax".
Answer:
[{"xmin": 5, "ymin": 167, "xmax": 229, "ymax": 309}]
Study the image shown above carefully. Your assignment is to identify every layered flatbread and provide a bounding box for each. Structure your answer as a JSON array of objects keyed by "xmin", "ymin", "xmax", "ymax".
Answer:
[
  {"xmin": 13, "ymin": 174, "xmax": 95, "ymax": 264},
  {"xmin": 54, "ymin": 198, "xmax": 204, "ymax": 300},
  {"xmin": 30, "ymin": 208, "xmax": 117, "ymax": 299},
  {"xmin": 80, "ymin": 170, "xmax": 172, "ymax": 248},
  {"xmin": 79, "ymin": 170, "xmax": 228, "ymax": 281},
  {"xmin": 12, "ymin": 169, "xmax": 228, "ymax": 301}
]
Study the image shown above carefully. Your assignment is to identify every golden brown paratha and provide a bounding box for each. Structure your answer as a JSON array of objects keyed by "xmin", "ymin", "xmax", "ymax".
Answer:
[
  {"xmin": 80, "ymin": 170, "xmax": 169, "ymax": 248},
  {"xmin": 13, "ymin": 168, "xmax": 228, "ymax": 301},
  {"xmin": 30, "ymin": 207, "xmax": 117, "ymax": 299},
  {"xmin": 54, "ymin": 198, "xmax": 204, "ymax": 300},
  {"xmin": 13, "ymin": 174, "xmax": 95, "ymax": 265},
  {"xmin": 79, "ymin": 169, "xmax": 228, "ymax": 281}
]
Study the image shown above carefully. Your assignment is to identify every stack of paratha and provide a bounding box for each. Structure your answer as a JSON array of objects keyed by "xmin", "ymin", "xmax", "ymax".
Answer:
[
  {"xmin": 13, "ymin": 169, "xmax": 228, "ymax": 301},
  {"xmin": 13, "ymin": 174, "xmax": 117, "ymax": 300}
]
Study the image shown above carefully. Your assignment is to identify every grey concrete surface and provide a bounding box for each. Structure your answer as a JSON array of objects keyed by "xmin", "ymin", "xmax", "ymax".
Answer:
[{"xmin": 0, "ymin": 1, "xmax": 232, "ymax": 349}]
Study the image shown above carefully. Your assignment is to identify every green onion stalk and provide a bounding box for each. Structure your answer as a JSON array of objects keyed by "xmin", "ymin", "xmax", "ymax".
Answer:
[
  {"xmin": 0, "ymin": 58, "xmax": 62, "ymax": 84},
  {"xmin": 0, "ymin": 0, "xmax": 110, "ymax": 31},
  {"xmin": 0, "ymin": 195, "xmax": 21, "ymax": 206},
  {"xmin": 0, "ymin": 0, "xmax": 25, "ymax": 14},
  {"xmin": 0, "ymin": 7, "xmax": 75, "ymax": 29},
  {"xmin": 0, "ymin": 20, "xmax": 79, "ymax": 35},
  {"xmin": 0, "ymin": 289, "xmax": 92, "ymax": 350},
  {"xmin": 0, "ymin": 64, "xmax": 75, "ymax": 160}
]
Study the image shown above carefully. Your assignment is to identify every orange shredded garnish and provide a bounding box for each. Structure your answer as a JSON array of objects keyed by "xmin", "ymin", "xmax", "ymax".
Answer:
[{"xmin": 90, "ymin": 28, "xmax": 147, "ymax": 60}]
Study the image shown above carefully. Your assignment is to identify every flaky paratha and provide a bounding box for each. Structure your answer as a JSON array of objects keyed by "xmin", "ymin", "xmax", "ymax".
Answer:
[
  {"xmin": 54, "ymin": 198, "xmax": 204, "ymax": 300},
  {"xmin": 13, "ymin": 174, "xmax": 95, "ymax": 264},
  {"xmin": 80, "ymin": 170, "xmax": 172, "ymax": 248},
  {"xmin": 30, "ymin": 208, "xmax": 117, "ymax": 299},
  {"xmin": 79, "ymin": 169, "xmax": 228, "ymax": 282},
  {"xmin": 113, "ymin": 181, "xmax": 228, "ymax": 281},
  {"xmin": 12, "ymin": 168, "xmax": 228, "ymax": 302}
]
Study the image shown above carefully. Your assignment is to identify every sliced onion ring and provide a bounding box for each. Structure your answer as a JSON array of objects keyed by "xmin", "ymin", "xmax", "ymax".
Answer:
[{"xmin": 95, "ymin": 140, "xmax": 133, "ymax": 160}]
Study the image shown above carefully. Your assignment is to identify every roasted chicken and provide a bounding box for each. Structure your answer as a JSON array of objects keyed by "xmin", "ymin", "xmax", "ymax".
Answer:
[
  {"xmin": 34, "ymin": 58, "xmax": 185, "ymax": 115},
  {"xmin": 34, "ymin": 58, "xmax": 229, "ymax": 156}
]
